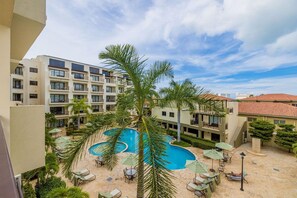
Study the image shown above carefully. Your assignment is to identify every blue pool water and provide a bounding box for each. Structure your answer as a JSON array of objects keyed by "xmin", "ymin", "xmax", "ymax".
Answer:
[
  {"xmin": 103, "ymin": 128, "xmax": 196, "ymax": 170},
  {"xmin": 89, "ymin": 142, "xmax": 127, "ymax": 156}
]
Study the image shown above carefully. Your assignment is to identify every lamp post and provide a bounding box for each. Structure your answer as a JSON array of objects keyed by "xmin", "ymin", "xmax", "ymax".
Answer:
[{"xmin": 240, "ymin": 152, "xmax": 246, "ymax": 191}]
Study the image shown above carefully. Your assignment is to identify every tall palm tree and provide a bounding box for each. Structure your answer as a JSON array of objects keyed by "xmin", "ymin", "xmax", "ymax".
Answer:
[
  {"xmin": 61, "ymin": 44, "xmax": 175, "ymax": 198},
  {"xmin": 159, "ymin": 79, "xmax": 214, "ymax": 142},
  {"xmin": 66, "ymin": 98, "xmax": 92, "ymax": 128}
]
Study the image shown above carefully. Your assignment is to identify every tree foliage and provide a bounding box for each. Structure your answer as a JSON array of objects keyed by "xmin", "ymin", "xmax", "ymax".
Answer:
[
  {"xmin": 46, "ymin": 187, "xmax": 89, "ymax": 198},
  {"xmin": 45, "ymin": 113, "xmax": 57, "ymax": 128},
  {"xmin": 22, "ymin": 183, "xmax": 36, "ymax": 198},
  {"xmin": 66, "ymin": 98, "xmax": 92, "ymax": 128},
  {"xmin": 35, "ymin": 176, "xmax": 66, "ymax": 198},
  {"xmin": 274, "ymin": 124, "xmax": 297, "ymax": 152},
  {"xmin": 159, "ymin": 79, "xmax": 217, "ymax": 142},
  {"xmin": 249, "ymin": 120, "xmax": 275, "ymax": 143}
]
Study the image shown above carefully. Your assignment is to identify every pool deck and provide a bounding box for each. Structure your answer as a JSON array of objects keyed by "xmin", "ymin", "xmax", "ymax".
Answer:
[{"xmin": 57, "ymin": 138, "xmax": 297, "ymax": 198}]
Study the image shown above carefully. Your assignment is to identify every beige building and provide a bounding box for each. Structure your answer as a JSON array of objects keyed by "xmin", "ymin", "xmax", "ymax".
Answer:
[
  {"xmin": 152, "ymin": 95, "xmax": 246, "ymax": 145},
  {"xmin": 13, "ymin": 55, "xmax": 132, "ymax": 127},
  {"xmin": 0, "ymin": 0, "xmax": 46, "ymax": 196}
]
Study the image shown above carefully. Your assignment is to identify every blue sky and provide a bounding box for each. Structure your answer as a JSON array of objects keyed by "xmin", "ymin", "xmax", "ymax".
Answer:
[{"xmin": 26, "ymin": 0, "xmax": 297, "ymax": 96}]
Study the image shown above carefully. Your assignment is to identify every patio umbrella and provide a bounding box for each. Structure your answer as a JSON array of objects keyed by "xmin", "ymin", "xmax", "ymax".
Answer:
[
  {"xmin": 121, "ymin": 154, "xmax": 138, "ymax": 169},
  {"xmin": 185, "ymin": 160, "xmax": 208, "ymax": 179},
  {"xmin": 215, "ymin": 142, "xmax": 233, "ymax": 151},
  {"xmin": 49, "ymin": 128, "xmax": 62, "ymax": 134},
  {"xmin": 85, "ymin": 122, "xmax": 93, "ymax": 127},
  {"xmin": 55, "ymin": 136, "xmax": 71, "ymax": 150},
  {"xmin": 203, "ymin": 149, "xmax": 224, "ymax": 170}
]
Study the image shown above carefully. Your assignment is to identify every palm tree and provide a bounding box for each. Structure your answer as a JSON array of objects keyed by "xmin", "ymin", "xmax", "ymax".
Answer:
[
  {"xmin": 159, "ymin": 79, "xmax": 214, "ymax": 142},
  {"xmin": 66, "ymin": 98, "xmax": 92, "ymax": 128},
  {"xmin": 46, "ymin": 187, "xmax": 89, "ymax": 198},
  {"xmin": 45, "ymin": 112, "xmax": 57, "ymax": 128},
  {"xmin": 62, "ymin": 44, "xmax": 175, "ymax": 198}
]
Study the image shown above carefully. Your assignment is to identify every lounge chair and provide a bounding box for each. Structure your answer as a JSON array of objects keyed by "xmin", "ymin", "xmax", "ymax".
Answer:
[
  {"xmin": 193, "ymin": 176, "xmax": 205, "ymax": 185},
  {"xmin": 187, "ymin": 182, "xmax": 211, "ymax": 198},
  {"xmin": 225, "ymin": 172, "xmax": 248, "ymax": 183},
  {"xmin": 72, "ymin": 168, "xmax": 90, "ymax": 176},
  {"xmin": 76, "ymin": 173, "xmax": 96, "ymax": 185},
  {"xmin": 98, "ymin": 188, "xmax": 122, "ymax": 198}
]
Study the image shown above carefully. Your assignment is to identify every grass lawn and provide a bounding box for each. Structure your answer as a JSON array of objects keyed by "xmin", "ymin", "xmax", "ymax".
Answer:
[{"xmin": 172, "ymin": 140, "xmax": 192, "ymax": 147}]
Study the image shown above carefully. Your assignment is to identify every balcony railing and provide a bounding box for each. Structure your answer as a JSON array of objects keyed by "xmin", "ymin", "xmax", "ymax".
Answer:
[
  {"xmin": 49, "ymin": 98, "xmax": 69, "ymax": 104},
  {"xmin": 49, "ymin": 72, "xmax": 69, "ymax": 79},
  {"xmin": 73, "ymin": 87, "xmax": 88, "ymax": 92},
  {"xmin": 13, "ymin": 85, "xmax": 23, "ymax": 89},
  {"xmin": 91, "ymin": 99, "xmax": 104, "ymax": 103},
  {"xmin": 49, "ymin": 85, "xmax": 69, "ymax": 91},
  {"xmin": 72, "ymin": 75, "xmax": 88, "ymax": 81},
  {"xmin": 51, "ymin": 111, "xmax": 69, "ymax": 116},
  {"xmin": 91, "ymin": 78, "xmax": 104, "ymax": 83},
  {"xmin": 92, "ymin": 89, "xmax": 104, "ymax": 93},
  {"xmin": 0, "ymin": 122, "xmax": 23, "ymax": 198},
  {"xmin": 93, "ymin": 109, "xmax": 104, "ymax": 113},
  {"xmin": 202, "ymin": 122, "xmax": 219, "ymax": 129},
  {"xmin": 190, "ymin": 119, "xmax": 199, "ymax": 125},
  {"xmin": 106, "ymin": 99, "xmax": 116, "ymax": 102}
]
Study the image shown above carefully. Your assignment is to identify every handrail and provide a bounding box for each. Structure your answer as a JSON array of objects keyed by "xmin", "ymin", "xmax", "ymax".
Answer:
[{"xmin": 0, "ymin": 121, "xmax": 23, "ymax": 197}]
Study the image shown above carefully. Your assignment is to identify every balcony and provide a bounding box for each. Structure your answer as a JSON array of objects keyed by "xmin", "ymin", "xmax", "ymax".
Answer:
[
  {"xmin": 49, "ymin": 98, "xmax": 69, "ymax": 104},
  {"xmin": 105, "ymin": 78, "xmax": 116, "ymax": 84},
  {"xmin": 90, "ymin": 77, "xmax": 104, "ymax": 83},
  {"xmin": 49, "ymin": 72, "xmax": 69, "ymax": 79},
  {"xmin": 72, "ymin": 74, "xmax": 88, "ymax": 81},
  {"xmin": 91, "ymin": 99, "xmax": 104, "ymax": 103},
  {"xmin": 106, "ymin": 99, "xmax": 116, "ymax": 103},
  {"xmin": 51, "ymin": 110, "xmax": 69, "ymax": 116},
  {"xmin": 12, "ymin": 85, "xmax": 23, "ymax": 89},
  {"xmin": 49, "ymin": 85, "xmax": 69, "ymax": 92},
  {"xmin": 202, "ymin": 122, "xmax": 220, "ymax": 130},
  {"xmin": 92, "ymin": 108, "xmax": 104, "ymax": 113},
  {"xmin": 190, "ymin": 119, "xmax": 199, "ymax": 125},
  {"xmin": 73, "ymin": 87, "xmax": 88, "ymax": 93},
  {"xmin": 91, "ymin": 88, "xmax": 104, "ymax": 93}
]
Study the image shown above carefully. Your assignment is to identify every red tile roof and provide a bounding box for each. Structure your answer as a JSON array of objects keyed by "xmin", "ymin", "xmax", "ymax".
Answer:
[
  {"xmin": 239, "ymin": 102, "xmax": 297, "ymax": 118},
  {"xmin": 242, "ymin": 94, "xmax": 297, "ymax": 102},
  {"xmin": 201, "ymin": 94, "xmax": 232, "ymax": 101}
]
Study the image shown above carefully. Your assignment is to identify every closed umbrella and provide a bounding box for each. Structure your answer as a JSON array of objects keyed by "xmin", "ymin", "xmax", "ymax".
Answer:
[
  {"xmin": 85, "ymin": 122, "xmax": 93, "ymax": 127},
  {"xmin": 215, "ymin": 142, "xmax": 233, "ymax": 151},
  {"xmin": 203, "ymin": 149, "xmax": 224, "ymax": 170},
  {"xmin": 185, "ymin": 160, "xmax": 208, "ymax": 179}
]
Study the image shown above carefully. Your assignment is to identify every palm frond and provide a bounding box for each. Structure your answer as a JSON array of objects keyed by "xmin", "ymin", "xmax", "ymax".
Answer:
[
  {"xmin": 62, "ymin": 114, "xmax": 115, "ymax": 177},
  {"xmin": 141, "ymin": 117, "xmax": 176, "ymax": 198}
]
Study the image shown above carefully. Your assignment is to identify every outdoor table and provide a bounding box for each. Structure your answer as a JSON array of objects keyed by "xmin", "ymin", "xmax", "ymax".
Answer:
[{"xmin": 125, "ymin": 168, "xmax": 137, "ymax": 176}]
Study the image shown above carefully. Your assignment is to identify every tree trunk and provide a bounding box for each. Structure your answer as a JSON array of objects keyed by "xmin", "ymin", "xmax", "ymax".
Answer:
[
  {"xmin": 137, "ymin": 132, "xmax": 144, "ymax": 198},
  {"xmin": 177, "ymin": 109, "xmax": 181, "ymax": 142}
]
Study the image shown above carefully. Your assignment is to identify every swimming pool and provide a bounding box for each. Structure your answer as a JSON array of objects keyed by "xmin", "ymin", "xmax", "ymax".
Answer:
[
  {"xmin": 104, "ymin": 128, "xmax": 196, "ymax": 170},
  {"xmin": 89, "ymin": 141, "xmax": 128, "ymax": 156}
]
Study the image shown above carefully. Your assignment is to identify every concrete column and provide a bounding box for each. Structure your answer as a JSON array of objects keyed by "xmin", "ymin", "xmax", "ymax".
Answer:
[{"xmin": 0, "ymin": 25, "xmax": 11, "ymax": 149}]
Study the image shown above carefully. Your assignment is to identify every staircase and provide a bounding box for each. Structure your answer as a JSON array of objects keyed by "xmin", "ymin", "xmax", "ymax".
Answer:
[{"xmin": 229, "ymin": 121, "xmax": 247, "ymax": 147}]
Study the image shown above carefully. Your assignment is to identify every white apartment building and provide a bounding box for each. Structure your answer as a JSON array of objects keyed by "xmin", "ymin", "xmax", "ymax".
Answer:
[{"xmin": 11, "ymin": 55, "xmax": 132, "ymax": 127}]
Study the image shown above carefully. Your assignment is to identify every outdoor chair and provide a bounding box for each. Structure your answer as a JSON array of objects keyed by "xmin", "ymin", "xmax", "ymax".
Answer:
[
  {"xmin": 187, "ymin": 182, "xmax": 212, "ymax": 198},
  {"xmin": 193, "ymin": 176, "xmax": 205, "ymax": 185},
  {"xmin": 72, "ymin": 168, "xmax": 90, "ymax": 177},
  {"xmin": 98, "ymin": 188, "xmax": 122, "ymax": 198}
]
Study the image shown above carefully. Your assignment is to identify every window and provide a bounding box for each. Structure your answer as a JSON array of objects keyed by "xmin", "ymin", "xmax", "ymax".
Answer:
[
  {"xmin": 169, "ymin": 112, "xmax": 174, "ymax": 117},
  {"xmin": 55, "ymin": 119, "xmax": 66, "ymax": 128},
  {"xmin": 162, "ymin": 111, "xmax": 166, "ymax": 116},
  {"xmin": 72, "ymin": 63, "xmax": 84, "ymax": 71},
  {"xmin": 30, "ymin": 94, "xmax": 38, "ymax": 99},
  {"xmin": 274, "ymin": 120, "xmax": 286, "ymax": 125},
  {"xmin": 12, "ymin": 93, "xmax": 22, "ymax": 102},
  {"xmin": 73, "ymin": 95, "xmax": 86, "ymax": 100},
  {"xmin": 50, "ymin": 69, "xmax": 65, "ymax": 77},
  {"xmin": 292, "ymin": 104, "xmax": 297, "ymax": 107},
  {"xmin": 106, "ymin": 96, "xmax": 115, "ymax": 102},
  {"xmin": 49, "ymin": 59, "xmax": 65, "ymax": 68},
  {"xmin": 50, "ymin": 94, "xmax": 67, "ymax": 103},
  {"xmin": 102, "ymin": 70, "xmax": 111, "ymax": 76},
  {"xmin": 211, "ymin": 133, "xmax": 220, "ymax": 142},
  {"xmin": 228, "ymin": 108, "xmax": 234, "ymax": 113},
  {"xmin": 73, "ymin": 83, "xmax": 86, "ymax": 91},
  {"xmin": 248, "ymin": 117, "xmax": 256, "ymax": 122},
  {"xmin": 90, "ymin": 75, "xmax": 100, "ymax": 81},
  {"xmin": 106, "ymin": 86, "xmax": 115, "ymax": 93},
  {"xmin": 51, "ymin": 82, "xmax": 66, "ymax": 90},
  {"xmin": 90, "ymin": 67, "xmax": 100, "ymax": 74},
  {"xmin": 13, "ymin": 79, "xmax": 22, "ymax": 89},
  {"xmin": 72, "ymin": 72, "xmax": 84, "ymax": 79},
  {"xmin": 30, "ymin": 67, "xmax": 38, "ymax": 73},
  {"xmin": 50, "ymin": 107, "xmax": 65, "ymax": 115},
  {"xmin": 30, "ymin": 81, "xmax": 38, "ymax": 86},
  {"xmin": 92, "ymin": 85, "xmax": 99, "ymax": 92},
  {"xmin": 15, "ymin": 67, "xmax": 23, "ymax": 75},
  {"xmin": 92, "ymin": 105, "xmax": 100, "ymax": 112},
  {"xmin": 92, "ymin": 95, "xmax": 102, "ymax": 102}
]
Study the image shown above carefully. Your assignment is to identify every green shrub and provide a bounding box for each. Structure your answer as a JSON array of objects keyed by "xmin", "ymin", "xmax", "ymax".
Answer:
[
  {"xmin": 166, "ymin": 130, "xmax": 216, "ymax": 149},
  {"xmin": 172, "ymin": 140, "xmax": 191, "ymax": 147},
  {"xmin": 35, "ymin": 176, "xmax": 66, "ymax": 198},
  {"xmin": 22, "ymin": 183, "xmax": 36, "ymax": 198}
]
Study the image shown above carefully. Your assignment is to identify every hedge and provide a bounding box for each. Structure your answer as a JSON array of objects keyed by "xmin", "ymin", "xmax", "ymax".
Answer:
[{"xmin": 166, "ymin": 130, "xmax": 216, "ymax": 149}]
